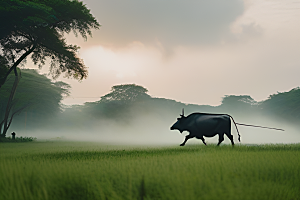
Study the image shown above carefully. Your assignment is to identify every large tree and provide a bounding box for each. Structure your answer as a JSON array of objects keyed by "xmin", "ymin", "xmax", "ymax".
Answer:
[
  {"xmin": 81, "ymin": 84, "xmax": 152, "ymax": 119},
  {"xmin": 100, "ymin": 84, "xmax": 151, "ymax": 103},
  {"xmin": 0, "ymin": 0, "xmax": 99, "ymax": 137},
  {"xmin": 0, "ymin": 0, "xmax": 100, "ymax": 87}
]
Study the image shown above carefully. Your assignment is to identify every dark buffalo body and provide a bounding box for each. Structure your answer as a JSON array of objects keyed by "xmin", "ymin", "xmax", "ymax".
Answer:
[{"xmin": 170, "ymin": 112, "xmax": 240, "ymax": 146}]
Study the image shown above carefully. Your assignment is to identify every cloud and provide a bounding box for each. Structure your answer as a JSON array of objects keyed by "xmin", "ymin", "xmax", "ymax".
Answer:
[
  {"xmin": 229, "ymin": 22, "xmax": 263, "ymax": 43},
  {"xmin": 82, "ymin": 0, "xmax": 245, "ymax": 48},
  {"xmin": 57, "ymin": 0, "xmax": 300, "ymax": 108}
]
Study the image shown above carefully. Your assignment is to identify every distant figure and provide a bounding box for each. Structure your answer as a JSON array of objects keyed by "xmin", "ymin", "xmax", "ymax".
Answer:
[{"xmin": 11, "ymin": 132, "xmax": 16, "ymax": 140}]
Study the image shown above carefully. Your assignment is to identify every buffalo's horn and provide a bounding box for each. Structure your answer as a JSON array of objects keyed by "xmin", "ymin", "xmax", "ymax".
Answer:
[{"xmin": 180, "ymin": 108, "xmax": 184, "ymax": 117}]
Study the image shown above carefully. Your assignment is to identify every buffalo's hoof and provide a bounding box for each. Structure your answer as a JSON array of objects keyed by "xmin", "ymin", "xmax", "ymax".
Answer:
[{"xmin": 180, "ymin": 144, "xmax": 185, "ymax": 146}]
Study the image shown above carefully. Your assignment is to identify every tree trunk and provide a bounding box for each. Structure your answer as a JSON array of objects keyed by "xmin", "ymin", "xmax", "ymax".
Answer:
[
  {"xmin": 0, "ymin": 43, "xmax": 36, "ymax": 137},
  {"xmin": 0, "ymin": 68, "xmax": 20, "ymax": 137}
]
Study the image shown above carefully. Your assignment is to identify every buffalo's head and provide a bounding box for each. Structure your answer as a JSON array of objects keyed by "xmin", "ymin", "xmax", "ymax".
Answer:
[{"xmin": 170, "ymin": 108, "xmax": 186, "ymax": 133}]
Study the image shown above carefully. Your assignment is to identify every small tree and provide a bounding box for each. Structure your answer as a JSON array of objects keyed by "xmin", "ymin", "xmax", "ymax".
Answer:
[
  {"xmin": 0, "ymin": 69, "xmax": 70, "ymax": 136},
  {"xmin": 0, "ymin": 68, "xmax": 22, "ymax": 137}
]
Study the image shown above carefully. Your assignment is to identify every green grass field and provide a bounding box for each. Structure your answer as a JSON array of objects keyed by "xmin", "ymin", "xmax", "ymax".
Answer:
[{"xmin": 0, "ymin": 141, "xmax": 299, "ymax": 200}]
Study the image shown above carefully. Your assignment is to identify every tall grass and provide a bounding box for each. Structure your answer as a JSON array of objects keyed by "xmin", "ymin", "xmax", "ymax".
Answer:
[{"xmin": 0, "ymin": 142, "xmax": 299, "ymax": 200}]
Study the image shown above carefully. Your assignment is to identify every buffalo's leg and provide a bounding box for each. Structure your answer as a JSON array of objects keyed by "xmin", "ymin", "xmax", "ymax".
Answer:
[
  {"xmin": 180, "ymin": 135, "xmax": 194, "ymax": 146},
  {"xmin": 225, "ymin": 121, "xmax": 234, "ymax": 146},
  {"xmin": 217, "ymin": 134, "xmax": 224, "ymax": 146},
  {"xmin": 225, "ymin": 133, "xmax": 234, "ymax": 146},
  {"xmin": 201, "ymin": 138, "xmax": 207, "ymax": 145},
  {"xmin": 196, "ymin": 136, "xmax": 207, "ymax": 145}
]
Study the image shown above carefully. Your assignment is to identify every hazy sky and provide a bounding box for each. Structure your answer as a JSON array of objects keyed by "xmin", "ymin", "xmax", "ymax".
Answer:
[{"xmin": 34, "ymin": 0, "xmax": 300, "ymax": 106}]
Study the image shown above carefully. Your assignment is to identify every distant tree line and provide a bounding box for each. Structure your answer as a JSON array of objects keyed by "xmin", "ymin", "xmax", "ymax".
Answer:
[
  {"xmin": 4, "ymin": 75, "xmax": 300, "ymax": 132},
  {"xmin": 61, "ymin": 84, "xmax": 300, "ymax": 128}
]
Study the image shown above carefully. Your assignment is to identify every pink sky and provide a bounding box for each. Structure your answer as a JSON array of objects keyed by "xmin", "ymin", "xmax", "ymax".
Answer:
[{"xmin": 30, "ymin": 0, "xmax": 300, "ymax": 106}]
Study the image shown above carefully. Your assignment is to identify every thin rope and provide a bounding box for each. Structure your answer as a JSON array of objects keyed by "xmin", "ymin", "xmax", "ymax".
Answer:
[{"xmin": 236, "ymin": 123, "xmax": 284, "ymax": 131}]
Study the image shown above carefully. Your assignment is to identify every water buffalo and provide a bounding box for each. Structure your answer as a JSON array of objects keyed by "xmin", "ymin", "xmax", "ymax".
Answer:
[{"xmin": 170, "ymin": 109, "xmax": 240, "ymax": 146}]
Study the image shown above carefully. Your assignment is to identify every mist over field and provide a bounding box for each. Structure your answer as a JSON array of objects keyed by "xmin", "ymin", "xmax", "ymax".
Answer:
[
  {"xmin": 12, "ymin": 97, "xmax": 300, "ymax": 146},
  {"xmin": 2, "ymin": 69, "xmax": 299, "ymax": 145},
  {"xmin": 19, "ymin": 121, "xmax": 300, "ymax": 146}
]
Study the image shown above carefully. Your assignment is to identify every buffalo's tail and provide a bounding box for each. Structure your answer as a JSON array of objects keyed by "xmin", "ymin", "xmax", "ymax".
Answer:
[{"xmin": 228, "ymin": 115, "xmax": 241, "ymax": 142}]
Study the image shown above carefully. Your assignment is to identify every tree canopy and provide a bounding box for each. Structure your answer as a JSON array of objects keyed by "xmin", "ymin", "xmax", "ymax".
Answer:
[
  {"xmin": 78, "ymin": 84, "xmax": 151, "ymax": 119},
  {"xmin": 100, "ymin": 84, "xmax": 151, "ymax": 103},
  {"xmin": 262, "ymin": 87, "xmax": 300, "ymax": 120},
  {"xmin": 0, "ymin": 0, "xmax": 100, "ymax": 87}
]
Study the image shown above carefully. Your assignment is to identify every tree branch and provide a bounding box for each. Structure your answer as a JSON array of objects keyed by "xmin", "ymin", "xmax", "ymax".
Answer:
[
  {"xmin": 0, "ymin": 42, "xmax": 36, "ymax": 89},
  {"xmin": 7, "ymin": 104, "xmax": 32, "ymax": 129}
]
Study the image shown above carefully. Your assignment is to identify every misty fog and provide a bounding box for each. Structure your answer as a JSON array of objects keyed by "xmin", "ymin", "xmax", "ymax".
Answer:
[
  {"xmin": 3, "ymin": 74, "xmax": 299, "ymax": 146},
  {"xmin": 11, "ymin": 101, "xmax": 300, "ymax": 146}
]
